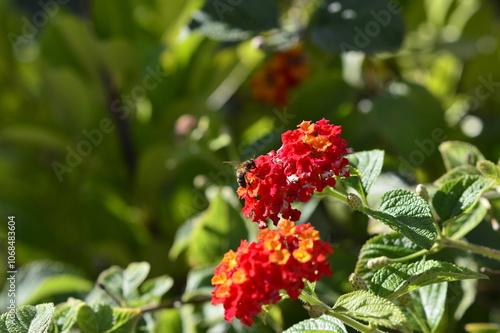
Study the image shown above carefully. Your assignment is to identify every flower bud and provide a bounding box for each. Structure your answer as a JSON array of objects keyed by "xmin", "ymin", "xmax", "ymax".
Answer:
[
  {"xmin": 367, "ymin": 256, "xmax": 391, "ymax": 270},
  {"xmin": 416, "ymin": 184, "xmax": 429, "ymax": 201},
  {"xmin": 347, "ymin": 193, "xmax": 363, "ymax": 211},
  {"xmin": 348, "ymin": 273, "xmax": 368, "ymax": 291},
  {"xmin": 308, "ymin": 304, "xmax": 326, "ymax": 318}
]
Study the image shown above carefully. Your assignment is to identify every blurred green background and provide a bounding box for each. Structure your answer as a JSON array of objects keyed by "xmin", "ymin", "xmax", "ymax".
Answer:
[{"xmin": 1, "ymin": 0, "xmax": 500, "ymax": 332}]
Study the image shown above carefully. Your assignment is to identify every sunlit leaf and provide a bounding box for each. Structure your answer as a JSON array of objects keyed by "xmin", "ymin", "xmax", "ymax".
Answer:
[
  {"xmin": 355, "ymin": 233, "xmax": 421, "ymax": 280},
  {"xmin": 0, "ymin": 303, "xmax": 55, "ymax": 333},
  {"xmin": 0, "ymin": 261, "xmax": 92, "ymax": 308},
  {"xmin": 366, "ymin": 190, "xmax": 438, "ymax": 249},
  {"xmin": 370, "ymin": 260, "xmax": 488, "ymax": 301},
  {"xmin": 122, "ymin": 262, "xmax": 150, "ymax": 298},
  {"xmin": 443, "ymin": 201, "xmax": 488, "ymax": 240},
  {"xmin": 410, "ymin": 283, "xmax": 448, "ymax": 333},
  {"xmin": 340, "ymin": 149, "xmax": 384, "ymax": 201},
  {"xmin": 434, "ymin": 165, "xmax": 482, "ymax": 186},
  {"xmin": 476, "ymin": 160, "xmax": 500, "ymax": 184},
  {"xmin": 333, "ymin": 291, "xmax": 410, "ymax": 332},
  {"xmin": 432, "ymin": 176, "xmax": 494, "ymax": 222},
  {"xmin": 283, "ymin": 314, "xmax": 347, "ymax": 333},
  {"xmin": 439, "ymin": 141, "xmax": 485, "ymax": 171}
]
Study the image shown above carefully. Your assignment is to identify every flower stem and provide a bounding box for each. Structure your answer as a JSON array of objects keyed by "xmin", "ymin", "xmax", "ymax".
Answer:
[
  {"xmin": 299, "ymin": 292, "xmax": 384, "ymax": 333},
  {"xmin": 323, "ymin": 187, "xmax": 348, "ymax": 202},
  {"xmin": 388, "ymin": 248, "xmax": 433, "ymax": 263},
  {"xmin": 440, "ymin": 238, "xmax": 500, "ymax": 261}
]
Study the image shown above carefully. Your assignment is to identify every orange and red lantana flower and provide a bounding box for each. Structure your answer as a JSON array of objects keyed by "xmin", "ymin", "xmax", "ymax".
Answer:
[
  {"xmin": 251, "ymin": 45, "xmax": 310, "ymax": 107},
  {"xmin": 211, "ymin": 220, "xmax": 333, "ymax": 326},
  {"xmin": 237, "ymin": 119, "xmax": 350, "ymax": 228}
]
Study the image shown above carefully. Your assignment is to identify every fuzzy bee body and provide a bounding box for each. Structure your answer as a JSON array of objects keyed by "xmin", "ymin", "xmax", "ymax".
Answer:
[{"xmin": 225, "ymin": 159, "xmax": 257, "ymax": 188}]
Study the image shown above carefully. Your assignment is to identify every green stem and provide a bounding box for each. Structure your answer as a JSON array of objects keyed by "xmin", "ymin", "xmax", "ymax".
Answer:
[
  {"xmin": 324, "ymin": 187, "xmax": 348, "ymax": 202},
  {"xmin": 407, "ymin": 304, "xmax": 431, "ymax": 333},
  {"xmin": 299, "ymin": 292, "xmax": 384, "ymax": 333},
  {"xmin": 432, "ymin": 219, "xmax": 443, "ymax": 238},
  {"xmin": 388, "ymin": 248, "xmax": 432, "ymax": 263},
  {"xmin": 440, "ymin": 238, "xmax": 500, "ymax": 261}
]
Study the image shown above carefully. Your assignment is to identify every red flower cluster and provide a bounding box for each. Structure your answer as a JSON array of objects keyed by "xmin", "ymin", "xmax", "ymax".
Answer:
[
  {"xmin": 211, "ymin": 220, "xmax": 333, "ymax": 326},
  {"xmin": 251, "ymin": 45, "xmax": 310, "ymax": 107},
  {"xmin": 237, "ymin": 119, "xmax": 350, "ymax": 228}
]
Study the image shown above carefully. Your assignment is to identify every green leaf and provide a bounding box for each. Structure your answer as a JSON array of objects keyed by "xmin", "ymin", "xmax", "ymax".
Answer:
[
  {"xmin": 0, "ymin": 261, "xmax": 92, "ymax": 308},
  {"xmin": 365, "ymin": 190, "xmax": 438, "ymax": 249},
  {"xmin": 96, "ymin": 266, "xmax": 124, "ymax": 304},
  {"xmin": 369, "ymin": 260, "xmax": 488, "ymax": 301},
  {"xmin": 189, "ymin": 0, "xmax": 279, "ymax": 41},
  {"xmin": 434, "ymin": 165, "xmax": 482, "ymax": 187},
  {"xmin": 283, "ymin": 314, "xmax": 347, "ymax": 333},
  {"xmin": 0, "ymin": 303, "xmax": 55, "ymax": 333},
  {"xmin": 0, "ymin": 316, "xmax": 6, "ymax": 333},
  {"xmin": 54, "ymin": 300, "xmax": 129, "ymax": 333},
  {"xmin": 88, "ymin": 262, "xmax": 157, "ymax": 306},
  {"xmin": 341, "ymin": 150, "xmax": 384, "ymax": 201},
  {"xmin": 122, "ymin": 262, "xmax": 150, "ymax": 298},
  {"xmin": 76, "ymin": 303, "xmax": 114, "ymax": 333},
  {"xmin": 477, "ymin": 160, "xmax": 500, "ymax": 184},
  {"xmin": 432, "ymin": 176, "xmax": 494, "ymax": 222},
  {"xmin": 448, "ymin": 256, "xmax": 481, "ymax": 321},
  {"xmin": 60, "ymin": 299, "xmax": 86, "ymax": 333},
  {"xmin": 189, "ymin": 189, "xmax": 247, "ymax": 266},
  {"xmin": 106, "ymin": 308, "xmax": 141, "ymax": 333},
  {"xmin": 333, "ymin": 291, "xmax": 410, "ymax": 332},
  {"xmin": 439, "ymin": 141, "xmax": 485, "ymax": 171},
  {"xmin": 309, "ymin": 0, "xmax": 405, "ymax": 53},
  {"xmin": 355, "ymin": 233, "xmax": 421, "ymax": 280},
  {"xmin": 183, "ymin": 266, "xmax": 216, "ymax": 302},
  {"xmin": 410, "ymin": 283, "xmax": 447, "ymax": 333},
  {"xmin": 26, "ymin": 276, "xmax": 93, "ymax": 307},
  {"xmin": 6, "ymin": 306, "xmax": 35, "ymax": 332},
  {"xmin": 169, "ymin": 215, "xmax": 197, "ymax": 261},
  {"xmin": 443, "ymin": 201, "xmax": 488, "ymax": 240},
  {"xmin": 77, "ymin": 305, "xmax": 99, "ymax": 333},
  {"xmin": 370, "ymin": 83, "xmax": 446, "ymax": 163},
  {"xmin": 0, "ymin": 124, "xmax": 68, "ymax": 151},
  {"xmin": 140, "ymin": 276, "xmax": 174, "ymax": 303},
  {"xmin": 90, "ymin": 304, "xmax": 114, "ymax": 333},
  {"xmin": 28, "ymin": 304, "xmax": 55, "ymax": 333}
]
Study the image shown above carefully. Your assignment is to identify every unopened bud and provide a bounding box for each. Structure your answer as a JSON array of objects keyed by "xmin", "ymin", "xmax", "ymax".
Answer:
[
  {"xmin": 416, "ymin": 184, "xmax": 429, "ymax": 201},
  {"xmin": 367, "ymin": 256, "xmax": 391, "ymax": 270},
  {"xmin": 347, "ymin": 193, "xmax": 363, "ymax": 211},
  {"xmin": 348, "ymin": 273, "xmax": 368, "ymax": 291},
  {"xmin": 398, "ymin": 293, "xmax": 412, "ymax": 307},
  {"xmin": 307, "ymin": 304, "xmax": 326, "ymax": 318}
]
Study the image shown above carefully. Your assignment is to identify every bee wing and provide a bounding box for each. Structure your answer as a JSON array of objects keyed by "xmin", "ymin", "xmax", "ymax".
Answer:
[{"xmin": 223, "ymin": 161, "xmax": 242, "ymax": 166}]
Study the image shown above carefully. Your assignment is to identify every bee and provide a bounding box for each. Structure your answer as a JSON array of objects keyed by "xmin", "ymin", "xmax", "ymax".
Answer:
[{"xmin": 224, "ymin": 159, "xmax": 257, "ymax": 188}]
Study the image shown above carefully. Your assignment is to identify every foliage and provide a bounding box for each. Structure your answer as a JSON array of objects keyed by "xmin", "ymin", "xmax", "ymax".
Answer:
[{"xmin": 1, "ymin": 0, "xmax": 500, "ymax": 332}]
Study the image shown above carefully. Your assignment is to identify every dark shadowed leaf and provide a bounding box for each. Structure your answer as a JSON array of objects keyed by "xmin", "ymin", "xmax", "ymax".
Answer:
[{"xmin": 309, "ymin": 0, "xmax": 405, "ymax": 53}]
